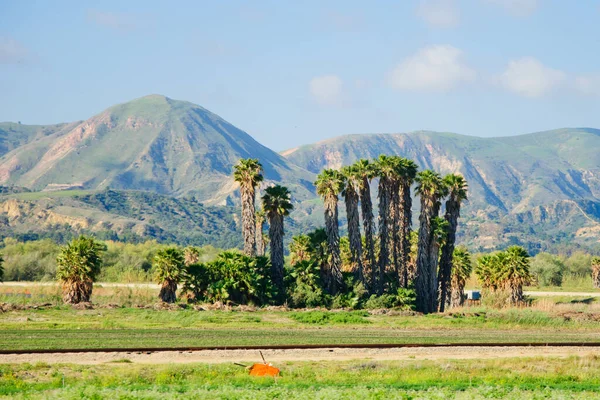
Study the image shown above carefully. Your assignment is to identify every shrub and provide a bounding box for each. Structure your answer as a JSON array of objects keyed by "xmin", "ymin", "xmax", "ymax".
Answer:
[
  {"xmin": 530, "ymin": 253, "xmax": 564, "ymax": 287},
  {"xmin": 363, "ymin": 288, "xmax": 416, "ymax": 310}
]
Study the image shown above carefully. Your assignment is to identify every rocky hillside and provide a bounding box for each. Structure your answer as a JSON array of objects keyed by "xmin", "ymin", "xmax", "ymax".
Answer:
[{"xmin": 0, "ymin": 95, "xmax": 315, "ymax": 205}]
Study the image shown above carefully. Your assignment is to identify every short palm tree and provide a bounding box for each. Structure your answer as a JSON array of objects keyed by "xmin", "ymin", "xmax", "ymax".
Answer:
[
  {"xmin": 437, "ymin": 174, "xmax": 468, "ymax": 312},
  {"xmin": 233, "ymin": 158, "xmax": 264, "ymax": 257},
  {"xmin": 154, "ymin": 247, "xmax": 185, "ymax": 303},
  {"xmin": 183, "ymin": 246, "xmax": 201, "ymax": 266},
  {"xmin": 414, "ymin": 170, "xmax": 447, "ymax": 314},
  {"xmin": 315, "ymin": 169, "xmax": 346, "ymax": 294},
  {"xmin": 499, "ymin": 246, "xmax": 531, "ymax": 305},
  {"xmin": 56, "ymin": 236, "xmax": 104, "ymax": 304},
  {"xmin": 342, "ymin": 165, "xmax": 365, "ymax": 286},
  {"xmin": 290, "ymin": 234, "xmax": 312, "ymax": 266},
  {"xmin": 255, "ymin": 209, "xmax": 266, "ymax": 256},
  {"xmin": 262, "ymin": 185, "xmax": 293, "ymax": 298},
  {"xmin": 592, "ymin": 257, "xmax": 600, "ymax": 289},
  {"xmin": 352, "ymin": 159, "xmax": 377, "ymax": 290},
  {"xmin": 475, "ymin": 253, "xmax": 501, "ymax": 291},
  {"xmin": 448, "ymin": 246, "xmax": 472, "ymax": 309}
]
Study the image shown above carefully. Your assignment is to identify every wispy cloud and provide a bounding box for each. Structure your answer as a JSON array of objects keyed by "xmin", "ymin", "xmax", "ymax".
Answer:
[
  {"xmin": 87, "ymin": 9, "xmax": 144, "ymax": 32},
  {"xmin": 484, "ymin": 0, "xmax": 539, "ymax": 17},
  {"xmin": 389, "ymin": 45, "xmax": 475, "ymax": 91},
  {"xmin": 309, "ymin": 75, "xmax": 344, "ymax": 106},
  {"xmin": 497, "ymin": 57, "xmax": 565, "ymax": 97},
  {"xmin": 416, "ymin": 0, "xmax": 460, "ymax": 28},
  {"xmin": 0, "ymin": 36, "xmax": 29, "ymax": 64}
]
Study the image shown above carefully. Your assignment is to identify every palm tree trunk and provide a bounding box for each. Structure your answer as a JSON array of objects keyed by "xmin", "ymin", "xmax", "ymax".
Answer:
[
  {"xmin": 345, "ymin": 187, "xmax": 365, "ymax": 286},
  {"xmin": 390, "ymin": 179, "xmax": 401, "ymax": 290},
  {"xmin": 437, "ymin": 199, "xmax": 460, "ymax": 312},
  {"xmin": 159, "ymin": 280, "xmax": 178, "ymax": 303},
  {"xmin": 415, "ymin": 197, "xmax": 437, "ymax": 314},
  {"xmin": 399, "ymin": 182, "xmax": 412, "ymax": 288},
  {"xmin": 377, "ymin": 178, "xmax": 390, "ymax": 295},
  {"xmin": 324, "ymin": 195, "xmax": 344, "ymax": 294},
  {"xmin": 449, "ymin": 276, "xmax": 465, "ymax": 309},
  {"xmin": 62, "ymin": 279, "xmax": 93, "ymax": 304},
  {"xmin": 592, "ymin": 263, "xmax": 600, "ymax": 289},
  {"xmin": 241, "ymin": 186, "xmax": 257, "ymax": 256},
  {"xmin": 507, "ymin": 283, "xmax": 523, "ymax": 306},
  {"xmin": 256, "ymin": 214, "xmax": 265, "ymax": 256},
  {"xmin": 360, "ymin": 178, "xmax": 377, "ymax": 293},
  {"xmin": 268, "ymin": 214, "xmax": 285, "ymax": 300}
]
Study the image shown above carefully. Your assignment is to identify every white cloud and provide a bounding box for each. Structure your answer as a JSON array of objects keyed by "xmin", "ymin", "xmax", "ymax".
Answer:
[
  {"xmin": 416, "ymin": 0, "xmax": 460, "ymax": 28},
  {"xmin": 498, "ymin": 57, "xmax": 565, "ymax": 98},
  {"xmin": 485, "ymin": 0, "xmax": 539, "ymax": 17},
  {"xmin": 389, "ymin": 45, "xmax": 475, "ymax": 91},
  {"xmin": 574, "ymin": 75, "xmax": 600, "ymax": 96},
  {"xmin": 0, "ymin": 36, "xmax": 29, "ymax": 64},
  {"xmin": 309, "ymin": 75, "xmax": 343, "ymax": 106},
  {"xmin": 87, "ymin": 9, "xmax": 138, "ymax": 31}
]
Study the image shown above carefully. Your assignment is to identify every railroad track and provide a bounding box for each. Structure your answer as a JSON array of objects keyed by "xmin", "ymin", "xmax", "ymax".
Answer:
[{"xmin": 2, "ymin": 342, "xmax": 600, "ymax": 355}]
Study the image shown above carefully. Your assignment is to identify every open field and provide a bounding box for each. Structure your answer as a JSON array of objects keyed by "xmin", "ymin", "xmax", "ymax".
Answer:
[{"xmin": 2, "ymin": 356, "xmax": 600, "ymax": 399}]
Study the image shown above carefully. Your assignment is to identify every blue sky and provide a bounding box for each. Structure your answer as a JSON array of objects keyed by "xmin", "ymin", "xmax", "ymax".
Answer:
[{"xmin": 1, "ymin": 0, "xmax": 600, "ymax": 150}]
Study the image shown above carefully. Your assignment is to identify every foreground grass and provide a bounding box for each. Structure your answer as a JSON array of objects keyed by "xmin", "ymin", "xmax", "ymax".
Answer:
[
  {"xmin": 2, "ymin": 357, "xmax": 600, "ymax": 399},
  {"xmin": 1, "ymin": 307, "xmax": 600, "ymax": 350}
]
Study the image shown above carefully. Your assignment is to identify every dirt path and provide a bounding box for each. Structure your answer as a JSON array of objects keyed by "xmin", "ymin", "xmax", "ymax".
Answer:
[{"xmin": 1, "ymin": 346, "xmax": 598, "ymax": 365}]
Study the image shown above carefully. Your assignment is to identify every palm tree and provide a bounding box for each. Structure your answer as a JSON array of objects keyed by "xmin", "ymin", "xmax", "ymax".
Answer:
[
  {"xmin": 592, "ymin": 257, "xmax": 600, "ymax": 289},
  {"xmin": 414, "ymin": 170, "xmax": 446, "ymax": 313},
  {"xmin": 475, "ymin": 253, "xmax": 501, "ymax": 291},
  {"xmin": 352, "ymin": 159, "xmax": 377, "ymax": 291},
  {"xmin": 448, "ymin": 246, "xmax": 472, "ymax": 309},
  {"xmin": 374, "ymin": 155, "xmax": 396, "ymax": 294},
  {"xmin": 398, "ymin": 158, "xmax": 418, "ymax": 288},
  {"xmin": 290, "ymin": 234, "xmax": 312, "ymax": 266},
  {"xmin": 255, "ymin": 210, "xmax": 266, "ymax": 256},
  {"xmin": 184, "ymin": 246, "xmax": 201, "ymax": 266},
  {"xmin": 0, "ymin": 253, "xmax": 3, "ymax": 283},
  {"xmin": 262, "ymin": 185, "xmax": 293, "ymax": 298},
  {"xmin": 56, "ymin": 236, "xmax": 104, "ymax": 304},
  {"xmin": 342, "ymin": 165, "xmax": 365, "ymax": 286},
  {"xmin": 233, "ymin": 158, "xmax": 264, "ymax": 256},
  {"xmin": 437, "ymin": 174, "xmax": 468, "ymax": 312},
  {"xmin": 500, "ymin": 246, "xmax": 532, "ymax": 305},
  {"xmin": 154, "ymin": 247, "xmax": 185, "ymax": 303},
  {"xmin": 315, "ymin": 169, "xmax": 345, "ymax": 294}
]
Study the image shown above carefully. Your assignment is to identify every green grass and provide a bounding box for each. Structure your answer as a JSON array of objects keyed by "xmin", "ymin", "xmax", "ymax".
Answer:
[
  {"xmin": 1, "ymin": 307, "xmax": 600, "ymax": 350},
  {"xmin": 2, "ymin": 357, "xmax": 600, "ymax": 399}
]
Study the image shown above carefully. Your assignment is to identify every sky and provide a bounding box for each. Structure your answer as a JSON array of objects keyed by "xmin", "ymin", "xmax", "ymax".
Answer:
[{"xmin": 2, "ymin": 0, "xmax": 600, "ymax": 150}]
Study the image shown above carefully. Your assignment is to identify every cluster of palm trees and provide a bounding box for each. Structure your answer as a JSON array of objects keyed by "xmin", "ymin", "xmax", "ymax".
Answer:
[
  {"xmin": 314, "ymin": 156, "xmax": 468, "ymax": 313},
  {"xmin": 233, "ymin": 159, "xmax": 293, "ymax": 299},
  {"xmin": 475, "ymin": 246, "xmax": 532, "ymax": 305}
]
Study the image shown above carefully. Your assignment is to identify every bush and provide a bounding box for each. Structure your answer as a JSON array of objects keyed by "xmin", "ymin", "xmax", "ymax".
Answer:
[
  {"xmin": 530, "ymin": 253, "xmax": 564, "ymax": 287},
  {"xmin": 363, "ymin": 288, "xmax": 416, "ymax": 310}
]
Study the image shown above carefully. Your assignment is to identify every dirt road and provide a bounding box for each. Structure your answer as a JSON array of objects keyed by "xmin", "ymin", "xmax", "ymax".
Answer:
[{"xmin": 1, "ymin": 346, "xmax": 597, "ymax": 365}]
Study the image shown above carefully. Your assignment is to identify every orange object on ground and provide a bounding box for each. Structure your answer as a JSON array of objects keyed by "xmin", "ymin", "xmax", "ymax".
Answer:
[{"xmin": 249, "ymin": 363, "xmax": 280, "ymax": 377}]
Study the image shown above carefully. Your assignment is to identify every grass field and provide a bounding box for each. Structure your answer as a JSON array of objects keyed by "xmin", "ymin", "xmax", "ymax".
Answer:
[{"xmin": 2, "ymin": 357, "xmax": 600, "ymax": 399}]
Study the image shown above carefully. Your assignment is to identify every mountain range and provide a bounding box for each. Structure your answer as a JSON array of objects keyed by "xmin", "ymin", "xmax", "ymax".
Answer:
[{"xmin": 1, "ymin": 94, "xmax": 599, "ymax": 254}]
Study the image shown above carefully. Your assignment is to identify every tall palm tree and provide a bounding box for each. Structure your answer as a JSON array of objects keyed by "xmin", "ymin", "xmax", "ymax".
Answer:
[
  {"xmin": 154, "ymin": 247, "xmax": 185, "ymax": 303},
  {"xmin": 398, "ymin": 158, "xmax": 418, "ymax": 288},
  {"xmin": 233, "ymin": 158, "xmax": 264, "ymax": 257},
  {"xmin": 183, "ymin": 246, "xmax": 201, "ymax": 266},
  {"xmin": 255, "ymin": 210, "xmax": 266, "ymax": 256},
  {"xmin": 56, "ymin": 236, "xmax": 104, "ymax": 304},
  {"xmin": 342, "ymin": 165, "xmax": 365, "ymax": 286},
  {"xmin": 315, "ymin": 169, "xmax": 345, "ymax": 294},
  {"xmin": 414, "ymin": 170, "xmax": 446, "ymax": 314},
  {"xmin": 0, "ymin": 253, "xmax": 4, "ymax": 283},
  {"xmin": 592, "ymin": 257, "xmax": 600, "ymax": 289},
  {"xmin": 262, "ymin": 185, "xmax": 293, "ymax": 299},
  {"xmin": 437, "ymin": 174, "xmax": 468, "ymax": 312},
  {"xmin": 352, "ymin": 159, "xmax": 377, "ymax": 291},
  {"xmin": 448, "ymin": 246, "xmax": 472, "ymax": 309},
  {"xmin": 374, "ymin": 155, "xmax": 396, "ymax": 294}
]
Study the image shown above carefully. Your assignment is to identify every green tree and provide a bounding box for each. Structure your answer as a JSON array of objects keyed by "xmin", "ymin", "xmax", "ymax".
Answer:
[
  {"xmin": 154, "ymin": 247, "xmax": 185, "ymax": 303},
  {"xmin": 56, "ymin": 236, "xmax": 104, "ymax": 304},
  {"xmin": 262, "ymin": 185, "xmax": 293, "ymax": 298},
  {"xmin": 342, "ymin": 165, "xmax": 365, "ymax": 286},
  {"xmin": 437, "ymin": 174, "xmax": 468, "ymax": 312},
  {"xmin": 448, "ymin": 246, "xmax": 472, "ymax": 309},
  {"xmin": 530, "ymin": 253, "xmax": 564, "ymax": 287},
  {"xmin": 233, "ymin": 158, "xmax": 264, "ymax": 256},
  {"xmin": 414, "ymin": 170, "xmax": 447, "ymax": 313},
  {"xmin": 315, "ymin": 169, "xmax": 345, "ymax": 294}
]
